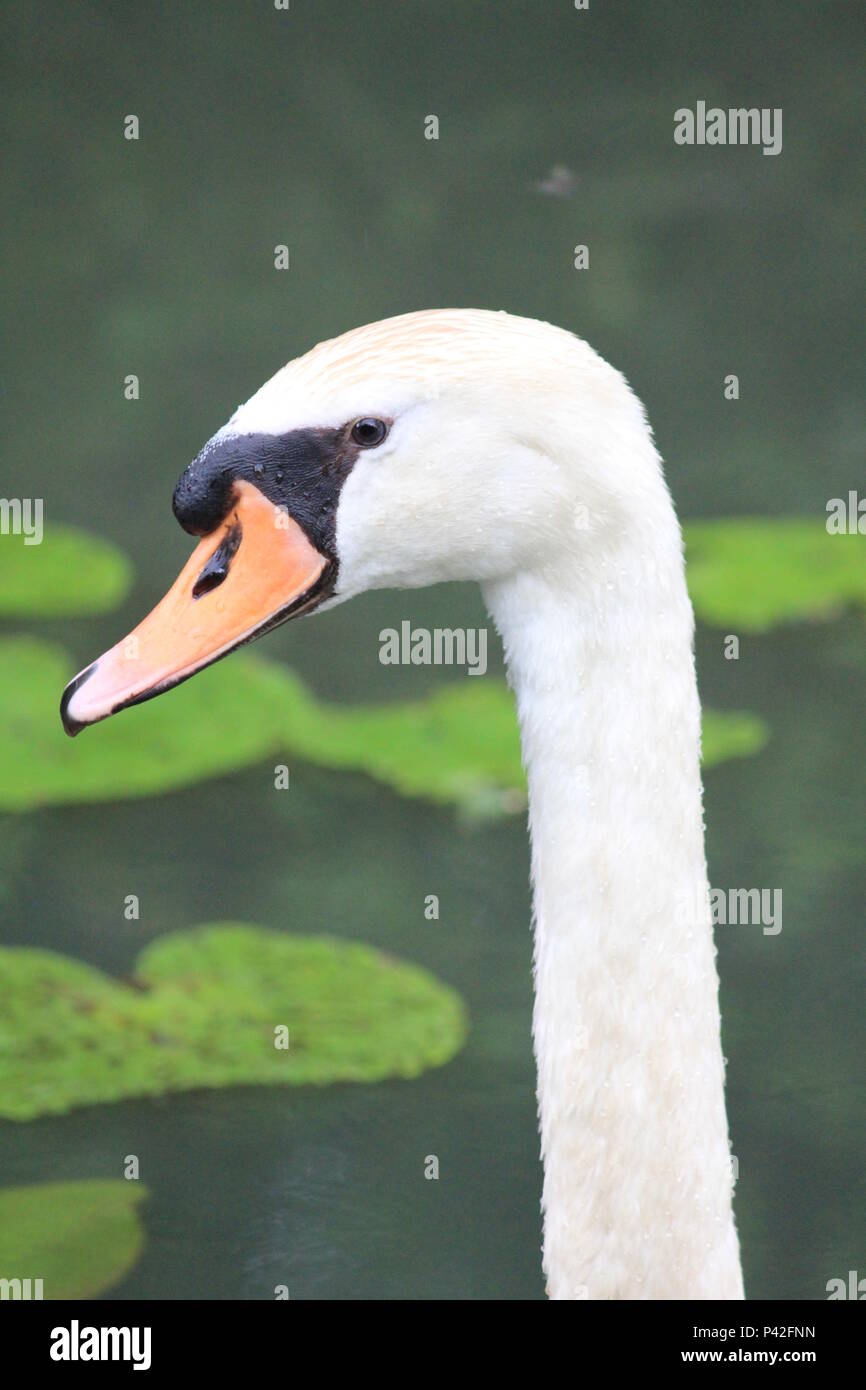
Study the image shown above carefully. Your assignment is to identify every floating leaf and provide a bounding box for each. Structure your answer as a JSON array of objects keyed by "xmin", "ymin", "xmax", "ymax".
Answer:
[
  {"xmin": 685, "ymin": 519, "xmax": 866, "ymax": 632},
  {"xmin": 0, "ymin": 637, "xmax": 293, "ymax": 811},
  {"xmin": 286, "ymin": 679, "xmax": 527, "ymax": 810},
  {"xmin": 702, "ymin": 709, "xmax": 769, "ymax": 767},
  {"xmin": 0, "ymin": 637, "xmax": 767, "ymax": 814},
  {"xmin": 0, "ymin": 924, "xmax": 467, "ymax": 1120},
  {"xmin": 0, "ymin": 1180, "xmax": 146, "ymax": 1298},
  {"xmin": 0, "ymin": 526, "xmax": 132, "ymax": 618}
]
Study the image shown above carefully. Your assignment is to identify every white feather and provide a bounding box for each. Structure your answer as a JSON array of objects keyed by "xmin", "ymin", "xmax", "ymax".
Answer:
[{"xmin": 223, "ymin": 309, "xmax": 744, "ymax": 1299}]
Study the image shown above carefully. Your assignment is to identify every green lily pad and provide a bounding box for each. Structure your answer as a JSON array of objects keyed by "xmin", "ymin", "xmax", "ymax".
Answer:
[
  {"xmin": 684, "ymin": 519, "xmax": 866, "ymax": 632},
  {"xmin": 702, "ymin": 709, "xmax": 769, "ymax": 767},
  {"xmin": 0, "ymin": 924, "xmax": 467, "ymax": 1120},
  {"xmin": 0, "ymin": 1180, "xmax": 147, "ymax": 1298},
  {"xmin": 0, "ymin": 526, "xmax": 132, "ymax": 618},
  {"xmin": 287, "ymin": 678, "xmax": 527, "ymax": 811},
  {"xmin": 0, "ymin": 637, "xmax": 294, "ymax": 811},
  {"xmin": 0, "ymin": 637, "xmax": 767, "ymax": 814}
]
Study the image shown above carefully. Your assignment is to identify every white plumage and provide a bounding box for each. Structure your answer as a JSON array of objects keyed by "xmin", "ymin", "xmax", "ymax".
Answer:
[
  {"xmin": 233, "ymin": 310, "xmax": 745, "ymax": 1299},
  {"xmin": 64, "ymin": 308, "xmax": 744, "ymax": 1298}
]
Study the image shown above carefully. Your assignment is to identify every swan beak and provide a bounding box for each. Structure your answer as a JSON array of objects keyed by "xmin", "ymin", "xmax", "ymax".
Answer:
[{"xmin": 60, "ymin": 480, "xmax": 330, "ymax": 736}]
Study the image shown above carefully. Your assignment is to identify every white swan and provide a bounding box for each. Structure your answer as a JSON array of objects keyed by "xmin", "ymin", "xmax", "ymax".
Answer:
[{"xmin": 61, "ymin": 309, "xmax": 744, "ymax": 1300}]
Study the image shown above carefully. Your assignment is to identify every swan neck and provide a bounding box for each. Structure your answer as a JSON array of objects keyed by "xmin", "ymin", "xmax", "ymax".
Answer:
[{"xmin": 483, "ymin": 537, "xmax": 743, "ymax": 1300}]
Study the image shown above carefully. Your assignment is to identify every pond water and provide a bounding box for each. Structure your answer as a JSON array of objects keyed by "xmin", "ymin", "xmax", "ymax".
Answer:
[{"xmin": 2, "ymin": 0, "xmax": 863, "ymax": 1299}]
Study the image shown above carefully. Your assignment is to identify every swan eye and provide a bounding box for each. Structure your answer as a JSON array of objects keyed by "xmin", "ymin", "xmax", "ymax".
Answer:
[{"xmin": 350, "ymin": 418, "xmax": 388, "ymax": 448}]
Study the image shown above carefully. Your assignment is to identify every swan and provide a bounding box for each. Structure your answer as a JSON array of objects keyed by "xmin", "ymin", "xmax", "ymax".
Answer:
[{"xmin": 60, "ymin": 309, "xmax": 744, "ymax": 1300}]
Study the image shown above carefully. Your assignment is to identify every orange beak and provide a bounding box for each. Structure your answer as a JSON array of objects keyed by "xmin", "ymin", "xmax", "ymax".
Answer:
[{"xmin": 60, "ymin": 480, "xmax": 330, "ymax": 735}]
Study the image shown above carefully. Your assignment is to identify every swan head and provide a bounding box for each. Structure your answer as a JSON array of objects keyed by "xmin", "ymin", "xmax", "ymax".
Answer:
[{"xmin": 60, "ymin": 309, "xmax": 652, "ymax": 734}]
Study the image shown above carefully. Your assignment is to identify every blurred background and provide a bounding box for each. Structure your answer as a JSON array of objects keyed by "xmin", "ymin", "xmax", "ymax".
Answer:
[{"xmin": 1, "ymin": 0, "xmax": 864, "ymax": 1298}]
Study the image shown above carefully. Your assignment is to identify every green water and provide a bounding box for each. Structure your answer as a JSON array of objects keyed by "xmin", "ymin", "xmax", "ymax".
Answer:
[{"xmin": 2, "ymin": 0, "xmax": 863, "ymax": 1298}]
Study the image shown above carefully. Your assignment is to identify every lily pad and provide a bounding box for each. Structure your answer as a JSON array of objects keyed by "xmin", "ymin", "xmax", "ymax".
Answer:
[
  {"xmin": 702, "ymin": 709, "xmax": 768, "ymax": 767},
  {"xmin": 0, "ymin": 637, "xmax": 293, "ymax": 811},
  {"xmin": 0, "ymin": 924, "xmax": 467, "ymax": 1120},
  {"xmin": 684, "ymin": 519, "xmax": 866, "ymax": 632},
  {"xmin": 0, "ymin": 637, "xmax": 767, "ymax": 814},
  {"xmin": 0, "ymin": 526, "xmax": 132, "ymax": 618},
  {"xmin": 287, "ymin": 678, "xmax": 527, "ymax": 810},
  {"xmin": 0, "ymin": 1180, "xmax": 146, "ymax": 1298}
]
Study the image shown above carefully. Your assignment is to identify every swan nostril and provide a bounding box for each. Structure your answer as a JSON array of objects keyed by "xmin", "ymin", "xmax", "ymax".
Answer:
[
  {"xmin": 192, "ymin": 520, "xmax": 242, "ymax": 599},
  {"xmin": 192, "ymin": 565, "xmax": 229, "ymax": 599}
]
